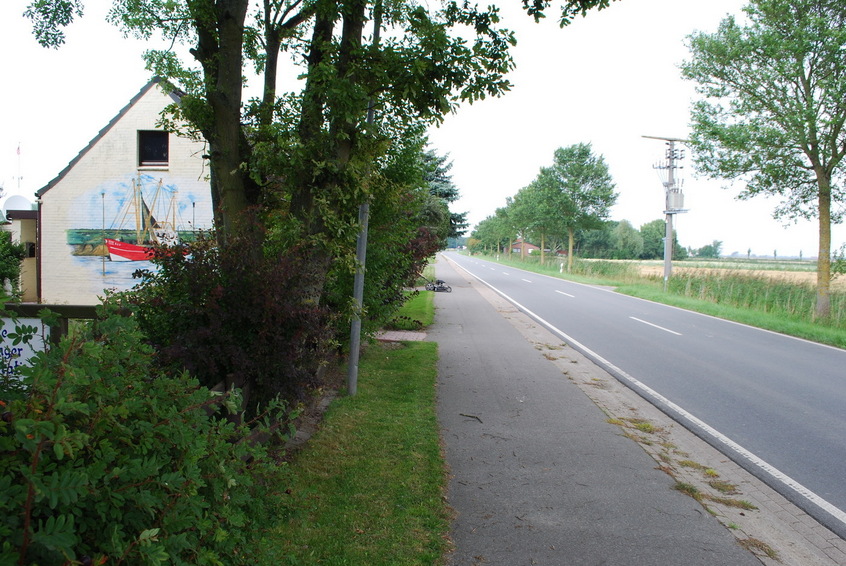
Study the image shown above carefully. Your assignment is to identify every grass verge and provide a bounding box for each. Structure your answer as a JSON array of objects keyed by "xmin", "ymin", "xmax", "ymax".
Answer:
[
  {"xmin": 262, "ymin": 340, "xmax": 450, "ymax": 565},
  {"xmin": 386, "ymin": 290, "xmax": 435, "ymax": 330}
]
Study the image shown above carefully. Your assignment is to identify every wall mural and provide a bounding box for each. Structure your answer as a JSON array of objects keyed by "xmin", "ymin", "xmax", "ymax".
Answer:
[{"xmin": 66, "ymin": 173, "xmax": 213, "ymax": 294}]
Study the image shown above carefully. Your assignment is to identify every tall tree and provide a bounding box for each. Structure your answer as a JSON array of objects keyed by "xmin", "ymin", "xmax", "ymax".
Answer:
[
  {"xmin": 681, "ymin": 0, "xmax": 846, "ymax": 319},
  {"xmin": 510, "ymin": 181, "xmax": 564, "ymax": 264},
  {"xmin": 639, "ymin": 218, "xmax": 685, "ymax": 260},
  {"xmin": 693, "ymin": 240, "xmax": 723, "ymax": 258},
  {"xmin": 421, "ymin": 149, "xmax": 469, "ymax": 239},
  {"xmin": 533, "ymin": 143, "xmax": 617, "ymax": 271},
  {"xmin": 611, "ymin": 220, "xmax": 643, "ymax": 259}
]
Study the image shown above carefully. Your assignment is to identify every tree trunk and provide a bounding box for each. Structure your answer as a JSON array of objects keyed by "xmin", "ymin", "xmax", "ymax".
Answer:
[
  {"xmin": 567, "ymin": 227, "xmax": 575, "ymax": 272},
  {"xmin": 816, "ymin": 175, "xmax": 832, "ymax": 319},
  {"xmin": 540, "ymin": 232, "xmax": 545, "ymax": 265},
  {"xmin": 260, "ymin": 24, "xmax": 281, "ymax": 128},
  {"xmin": 189, "ymin": 0, "xmax": 256, "ymax": 238}
]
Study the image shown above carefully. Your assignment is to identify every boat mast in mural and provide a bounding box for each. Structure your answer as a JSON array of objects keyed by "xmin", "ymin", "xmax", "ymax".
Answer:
[{"xmin": 104, "ymin": 174, "xmax": 181, "ymax": 261}]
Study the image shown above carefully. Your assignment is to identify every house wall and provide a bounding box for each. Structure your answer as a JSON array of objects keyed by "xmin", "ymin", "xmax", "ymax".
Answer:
[{"xmin": 38, "ymin": 83, "xmax": 212, "ymax": 305}]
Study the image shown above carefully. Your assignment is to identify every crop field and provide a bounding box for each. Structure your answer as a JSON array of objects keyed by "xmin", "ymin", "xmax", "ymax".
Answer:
[{"xmin": 634, "ymin": 257, "xmax": 846, "ymax": 289}]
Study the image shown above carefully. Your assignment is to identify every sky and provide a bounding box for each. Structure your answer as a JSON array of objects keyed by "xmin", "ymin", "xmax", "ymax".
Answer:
[{"xmin": 0, "ymin": 0, "xmax": 842, "ymax": 258}]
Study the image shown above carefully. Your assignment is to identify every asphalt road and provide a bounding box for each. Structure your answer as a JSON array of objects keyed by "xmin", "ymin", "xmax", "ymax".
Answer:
[{"xmin": 443, "ymin": 251, "xmax": 846, "ymax": 538}]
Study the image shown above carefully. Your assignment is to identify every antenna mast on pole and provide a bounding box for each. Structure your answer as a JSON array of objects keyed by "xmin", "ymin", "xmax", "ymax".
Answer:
[{"xmin": 643, "ymin": 135, "xmax": 688, "ymax": 290}]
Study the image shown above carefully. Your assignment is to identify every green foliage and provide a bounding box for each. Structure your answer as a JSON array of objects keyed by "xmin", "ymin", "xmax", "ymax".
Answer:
[
  {"xmin": 0, "ymin": 231, "xmax": 27, "ymax": 294},
  {"xmin": 0, "ymin": 305, "xmax": 288, "ymax": 565},
  {"xmin": 24, "ymin": 0, "xmax": 84, "ymax": 48},
  {"xmin": 682, "ymin": 0, "xmax": 846, "ymax": 316},
  {"xmin": 385, "ymin": 290, "xmax": 435, "ymax": 330},
  {"xmin": 116, "ymin": 226, "xmax": 336, "ymax": 413},
  {"xmin": 611, "ymin": 220, "xmax": 643, "ymax": 259},
  {"xmin": 522, "ymin": 0, "xmax": 621, "ymax": 26},
  {"xmin": 569, "ymin": 258, "xmax": 639, "ymax": 280},
  {"xmin": 421, "ymin": 149, "xmax": 468, "ymax": 239},
  {"xmin": 536, "ymin": 143, "xmax": 618, "ymax": 235},
  {"xmin": 692, "ymin": 240, "xmax": 723, "ymax": 258}
]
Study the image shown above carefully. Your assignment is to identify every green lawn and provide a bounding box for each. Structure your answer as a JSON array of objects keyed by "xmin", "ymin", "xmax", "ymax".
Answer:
[{"xmin": 261, "ymin": 287, "xmax": 449, "ymax": 564}]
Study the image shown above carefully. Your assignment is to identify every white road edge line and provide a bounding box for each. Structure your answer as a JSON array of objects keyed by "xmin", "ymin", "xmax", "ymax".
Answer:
[
  {"xmin": 449, "ymin": 258, "xmax": 846, "ymax": 530},
  {"xmin": 630, "ymin": 316, "xmax": 682, "ymax": 336},
  {"xmin": 555, "ymin": 290, "xmax": 575, "ymax": 298}
]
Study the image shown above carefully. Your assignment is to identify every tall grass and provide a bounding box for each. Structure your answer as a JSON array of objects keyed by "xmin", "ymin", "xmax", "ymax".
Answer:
[{"xmin": 662, "ymin": 271, "xmax": 846, "ymax": 328}]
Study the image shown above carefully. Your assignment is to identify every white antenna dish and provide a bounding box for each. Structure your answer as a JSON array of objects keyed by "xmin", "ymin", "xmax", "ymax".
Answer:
[{"xmin": 2, "ymin": 195, "xmax": 34, "ymax": 211}]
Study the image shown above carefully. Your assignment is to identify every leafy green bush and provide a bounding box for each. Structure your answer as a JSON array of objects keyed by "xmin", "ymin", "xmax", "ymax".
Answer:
[
  {"xmin": 0, "ymin": 231, "xmax": 26, "ymax": 296},
  {"xmin": 0, "ymin": 305, "xmax": 288, "ymax": 565}
]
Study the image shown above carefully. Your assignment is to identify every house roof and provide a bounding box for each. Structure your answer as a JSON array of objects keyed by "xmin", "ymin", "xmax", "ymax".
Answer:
[
  {"xmin": 36, "ymin": 77, "xmax": 182, "ymax": 198},
  {"xmin": 6, "ymin": 210, "xmax": 37, "ymax": 220}
]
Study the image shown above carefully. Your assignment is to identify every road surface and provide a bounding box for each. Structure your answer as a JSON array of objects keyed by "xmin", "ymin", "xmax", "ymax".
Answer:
[{"xmin": 443, "ymin": 251, "xmax": 846, "ymax": 538}]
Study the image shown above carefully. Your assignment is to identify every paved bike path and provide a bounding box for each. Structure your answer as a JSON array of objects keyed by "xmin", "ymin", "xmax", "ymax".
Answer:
[{"xmin": 430, "ymin": 256, "xmax": 762, "ymax": 565}]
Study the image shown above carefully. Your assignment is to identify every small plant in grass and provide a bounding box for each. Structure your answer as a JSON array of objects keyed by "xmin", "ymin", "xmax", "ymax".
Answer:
[
  {"xmin": 709, "ymin": 480, "xmax": 739, "ymax": 494},
  {"xmin": 674, "ymin": 482, "xmax": 703, "ymax": 502},
  {"xmin": 708, "ymin": 496, "xmax": 757, "ymax": 510},
  {"xmin": 704, "ymin": 468, "xmax": 720, "ymax": 478},
  {"xmin": 634, "ymin": 421, "xmax": 657, "ymax": 434},
  {"xmin": 678, "ymin": 459, "xmax": 706, "ymax": 470},
  {"xmin": 739, "ymin": 537, "xmax": 778, "ymax": 559},
  {"xmin": 624, "ymin": 418, "xmax": 659, "ymax": 434}
]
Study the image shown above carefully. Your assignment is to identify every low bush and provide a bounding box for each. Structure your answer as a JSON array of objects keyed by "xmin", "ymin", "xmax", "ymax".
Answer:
[
  {"xmin": 0, "ymin": 306, "xmax": 288, "ymax": 565},
  {"xmin": 118, "ymin": 224, "xmax": 335, "ymax": 415}
]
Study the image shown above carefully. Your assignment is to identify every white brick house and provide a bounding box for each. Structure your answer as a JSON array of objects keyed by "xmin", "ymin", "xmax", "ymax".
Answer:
[{"xmin": 36, "ymin": 78, "xmax": 212, "ymax": 305}]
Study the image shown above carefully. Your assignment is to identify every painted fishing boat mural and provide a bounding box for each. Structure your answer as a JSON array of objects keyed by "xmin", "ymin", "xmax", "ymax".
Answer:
[{"xmin": 104, "ymin": 174, "xmax": 182, "ymax": 261}]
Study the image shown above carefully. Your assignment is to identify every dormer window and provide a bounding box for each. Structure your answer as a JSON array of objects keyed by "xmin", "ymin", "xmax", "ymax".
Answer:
[{"xmin": 138, "ymin": 130, "xmax": 169, "ymax": 166}]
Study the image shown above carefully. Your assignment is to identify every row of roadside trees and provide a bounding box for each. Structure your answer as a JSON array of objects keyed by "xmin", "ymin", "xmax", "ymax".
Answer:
[{"xmin": 468, "ymin": 142, "xmax": 690, "ymax": 265}]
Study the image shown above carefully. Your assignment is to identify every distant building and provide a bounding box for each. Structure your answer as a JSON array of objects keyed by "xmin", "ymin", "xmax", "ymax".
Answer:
[
  {"xmin": 34, "ymin": 78, "xmax": 212, "ymax": 305},
  {"xmin": 511, "ymin": 239, "xmax": 540, "ymax": 254}
]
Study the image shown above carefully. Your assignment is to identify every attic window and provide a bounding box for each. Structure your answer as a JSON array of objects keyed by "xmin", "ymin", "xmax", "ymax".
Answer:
[{"xmin": 138, "ymin": 130, "xmax": 169, "ymax": 166}]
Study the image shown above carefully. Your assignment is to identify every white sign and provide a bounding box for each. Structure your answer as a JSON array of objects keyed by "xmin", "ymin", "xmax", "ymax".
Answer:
[{"xmin": 1, "ymin": 318, "xmax": 49, "ymax": 378}]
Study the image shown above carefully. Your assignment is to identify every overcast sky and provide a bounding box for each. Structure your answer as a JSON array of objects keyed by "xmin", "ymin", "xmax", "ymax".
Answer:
[{"xmin": 1, "ymin": 0, "xmax": 842, "ymax": 258}]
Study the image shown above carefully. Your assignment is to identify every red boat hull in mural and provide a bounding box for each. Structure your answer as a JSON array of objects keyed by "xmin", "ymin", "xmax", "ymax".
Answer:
[{"xmin": 104, "ymin": 238, "xmax": 153, "ymax": 262}]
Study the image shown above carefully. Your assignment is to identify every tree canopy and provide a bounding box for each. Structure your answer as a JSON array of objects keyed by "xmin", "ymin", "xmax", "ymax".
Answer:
[
  {"xmin": 533, "ymin": 143, "xmax": 617, "ymax": 269},
  {"xmin": 682, "ymin": 0, "xmax": 846, "ymax": 318}
]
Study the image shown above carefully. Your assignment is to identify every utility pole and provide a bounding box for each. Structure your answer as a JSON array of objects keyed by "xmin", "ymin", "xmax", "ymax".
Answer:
[
  {"xmin": 643, "ymin": 135, "xmax": 688, "ymax": 290},
  {"xmin": 347, "ymin": 0, "xmax": 382, "ymax": 396}
]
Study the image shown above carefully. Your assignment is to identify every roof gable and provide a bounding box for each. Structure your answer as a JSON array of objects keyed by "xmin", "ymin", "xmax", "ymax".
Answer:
[{"xmin": 36, "ymin": 77, "xmax": 181, "ymax": 198}]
